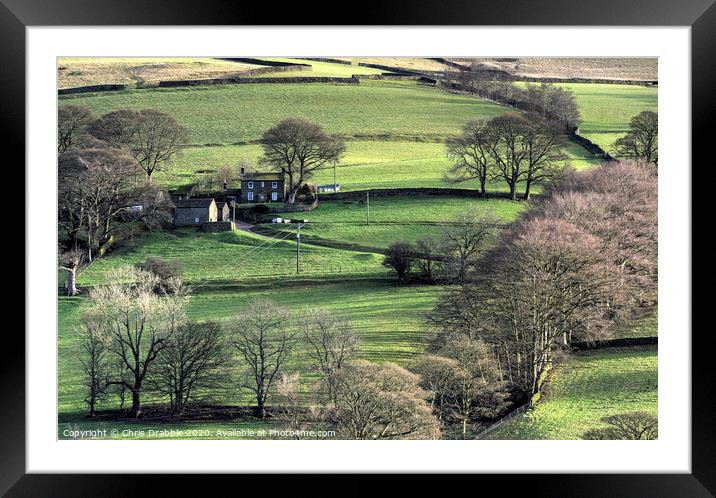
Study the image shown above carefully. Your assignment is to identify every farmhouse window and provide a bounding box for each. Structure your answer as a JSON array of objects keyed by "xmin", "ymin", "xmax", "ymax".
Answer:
[
  {"xmin": 261, "ymin": 181, "xmax": 265, "ymax": 187},
  {"xmin": 248, "ymin": 182, "xmax": 254, "ymax": 189},
  {"xmin": 194, "ymin": 216, "xmax": 199, "ymax": 223},
  {"xmin": 272, "ymin": 181, "xmax": 278, "ymax": 189},
  {"xmin": 272, "ymin": 192, "xmax": 278, "ymax": 201},
  {"xmin": 248, "ymin": 192, "xmax": 254, "ymax": 201}
]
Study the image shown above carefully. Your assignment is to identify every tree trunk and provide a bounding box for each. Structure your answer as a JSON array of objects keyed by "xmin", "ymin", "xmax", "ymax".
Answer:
[
  {"xmin": 524, "ymin": 178, "xmax": 533, "ymax": 200},
  {"xmin": 66, "ymin": 267, "xmax": 78, "ymax": 296},
  {"xmin": 130, "ymin": 388, "xmax": 142, "ymax": 418},
  {"xmin": 509, "ymin": 182, "xmax": 517, "ymax": 201},
  {"xmin": 256, "ymin": 400, "xmax": 267, "ymax": 418}
]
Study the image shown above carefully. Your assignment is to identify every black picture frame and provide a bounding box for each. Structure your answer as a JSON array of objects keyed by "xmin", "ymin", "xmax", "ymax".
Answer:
[{"xmin": 4, "ymin": 0, "xmax": 710, "ymax": 495}]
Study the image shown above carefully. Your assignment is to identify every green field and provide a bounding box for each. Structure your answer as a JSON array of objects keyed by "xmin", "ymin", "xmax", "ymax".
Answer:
[
  {"xmin": 148, "ymin": 138, "xmax": 599, "ymax": 193},
  {"xmin": 555, "ymin": 83, "xmax": 658, "ymax": 152},
  {"xmin": 60, "ymin": 79, "xmax": 510, "ymax": 145},
  {"xmin": 486, "ymin": 346, "xmax": 658, "ymax": 440},
  {"xmin": 76, "ymin": 228, "xmax": 385, "ymax": 287},
  {"xmin": 260, "ymin": 196, "xmax": 528, "ymax": 252},
  {"xmin": 59, "ymin": 78, "xmax": 622, "ymax": 193}
]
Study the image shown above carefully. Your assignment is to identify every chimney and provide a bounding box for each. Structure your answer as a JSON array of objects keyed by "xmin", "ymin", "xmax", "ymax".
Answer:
[
  {"xmin": 223, "ymin": 180, "xmax": 228, "ymax": 191},
  {"xmin": 240, "ymin": 166, "xmax": 245, "ymax": 175}
]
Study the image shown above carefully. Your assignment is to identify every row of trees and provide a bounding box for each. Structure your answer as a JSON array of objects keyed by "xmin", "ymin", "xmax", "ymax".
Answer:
[
  {"xmin": 445, "ymin": 113, "xmax": 567, "ymax": 200},
  {"xmin": 429, "ymin": 161, "xmax": 658, "ymax": 401},
  {"xmin": 78, "ymin": 266, "xmax": 442, "ymax": 438},
  {"xmin": 440, "ymin": 75, "xmax": 582, "ymax": 131},
  {"xmin": 383, "ymin": 209, "xmax": 499, "ymax": 284}
]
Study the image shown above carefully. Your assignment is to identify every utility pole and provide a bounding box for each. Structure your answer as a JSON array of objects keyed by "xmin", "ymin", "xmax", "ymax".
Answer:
[
  {"xmin": 366, "ymin": 191, "xmax": 370, "ymax": 225},
  {"xmin": 333, "ymin": 160, "xmax": 337, "ymax": 193},
  {"xmin": 296, "ymin": 223, "xmax": 302, "ymax": 274}
]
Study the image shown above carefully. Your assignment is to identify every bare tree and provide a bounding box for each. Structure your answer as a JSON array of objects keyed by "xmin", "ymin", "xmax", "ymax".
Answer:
[
  {"xmin": 412, "ymin": 354, "xmax": 458, "ymax": 422},
  {"xmin": 275, "ymin": 372, "xmax": 304, "ymax": 438},
  {"xmin": 437, "ymin": 337, "xmax": 510, "ymax": 439},
  {"xmin": 58, "ymin": 248, "xmax": 85, "ymax": 296},
  {"xmin": 135, "ymin": 256, "xmax": 183, "ymax": 296},
  {"xmin": 151, "ymin": 321, "xmax": 226, "ymax": 414},
  {"xmin": 488, "ymin": 113, "xmax": 530, "ymax": 200},
  {"xmin": 613, "ymin": 111, "xmax": 658, "ymax": 165},
  {"xmin": 300, "ymin": 309, "xmax": 359, "ymax": 404},
  {"xmin": 58, "ymin": 105, "xmax": 95, "ymax": 153},
  {"xmin": 413, "ymin": 236, "xmax": 443, "ymax": 282},
  {"xmin": 382, "ymin": 241, "xmax": 415, "ymax": 283},
  {"xmin": 230, "ymin": 298, "xmax": 295, "ymax": 418},
  {"xmin": 58, "ymin": 147, "xmax": 144, "ymax": 261},
  {"xmin": 445, "ymin": 119, "xmax": 497, "ymax": 196},
  {"xmin": 426, "ymin": 282, "xmax": 492, "ymax": 345},
  {"xmin": 90, "ymin": 266, "xmax": 186, "ymax": 417},
  {"xmin": 488, "ymin": 217, "xmax": 617, "ymax": 394},
  {"xmin": 331, "ymin": 360, "xmax": 441, "ymax": 440},
  {"xmin": 545, "ymin": 161, "xmax": 658, "ymax": 309},
  {"xmin": 88, "ymin": 109, "xmax": 142, "ymax": 147},
  {"xmin": 77, "ymin": 308, "xmax": 111, "ymax": 417},
  {"xmin": 522, "ymin": 117, "xmax": 568, "ymax": 199},
  {"xmin": 259, "ymin": 117, "xmax": 346, "ymax": 204},
  {"xmin": 89, "ymin": 109, "xmax": 189, "ymax": 179},
  {"xmin": 442, "ymin": 208, "xmax": 499, "ymax": 283},
  {"xmin": 583, "ymin": 412, "xmax": 658, "ymax": 440}
]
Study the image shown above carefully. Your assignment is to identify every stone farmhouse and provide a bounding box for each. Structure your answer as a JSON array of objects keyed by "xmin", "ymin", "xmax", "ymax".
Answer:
[
  {"xmin": 240, "ymin": 170, "xmax": 286, "ymax": 203},
  {"xmin": 171, "ymin": 168, "xmax": 287, "ymax": 229}
]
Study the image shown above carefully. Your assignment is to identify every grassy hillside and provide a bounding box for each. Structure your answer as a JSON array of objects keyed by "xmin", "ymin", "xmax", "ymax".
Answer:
[
  {"xmin": 59, "ymin": 79, "xmax": 509, "ymax": 145},
  {"xmin": 556, "ymin": 82, "xmax": 658, "ymax": 152},
  {"xmin": 59, "ymin": 78, "xmax": 611, "ymax": 193},
  {"xmin": 76, "ymin": 229, "xmax": 385, "ymax": 287},
  {"xmin": 513, "ymin": 81, "xmax": 657, "ymax": 152},
  {"xmin": 260, "ymin": 196, "xmax": 528, "ymax": 251},
  {"xmin": 486, "ymin": 346, "xmax": 658, "ymax": 440},
  {"xmin": 152, "ymin": 138, "xmax": 600, "ymax": 192}
]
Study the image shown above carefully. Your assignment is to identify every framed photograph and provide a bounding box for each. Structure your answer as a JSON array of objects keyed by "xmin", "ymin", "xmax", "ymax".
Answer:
[{"xmin": 7, "ymin": 0, "xmax": 711, "ymax": 494}]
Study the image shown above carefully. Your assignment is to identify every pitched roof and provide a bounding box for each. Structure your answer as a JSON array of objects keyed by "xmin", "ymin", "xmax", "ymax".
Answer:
[
  {"xmin": 216, "ymin": 201, "xmax": 227, "ymax": 208},
  {"xmin": 174, "ymin": 198, "xmax": 215, "ymax": 208},
  {"xmin": 241, "ymin": 172, "xmax": 284, "ymax": 181}
]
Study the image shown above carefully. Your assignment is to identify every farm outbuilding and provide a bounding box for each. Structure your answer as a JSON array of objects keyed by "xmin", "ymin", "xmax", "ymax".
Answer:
[
  {"xmin": 216, "ymin": 201, "xmax": 231, "ymax": 221},
  {"xmin": 318, "ymin": 184, "xmax": 341, "ymax": 193},
  {"xmin": 174, "ymin": 198, "xmax": 217, "ymax": 226}
]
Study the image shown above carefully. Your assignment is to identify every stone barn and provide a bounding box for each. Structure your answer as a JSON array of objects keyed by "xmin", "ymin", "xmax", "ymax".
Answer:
[
  {"xmin": 216, "ymin": 201, "xmax": 231, "ymax": 221},
  {"xmin": 174, "ymin": 198, "xmax": 217, "ymax": 226}
]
